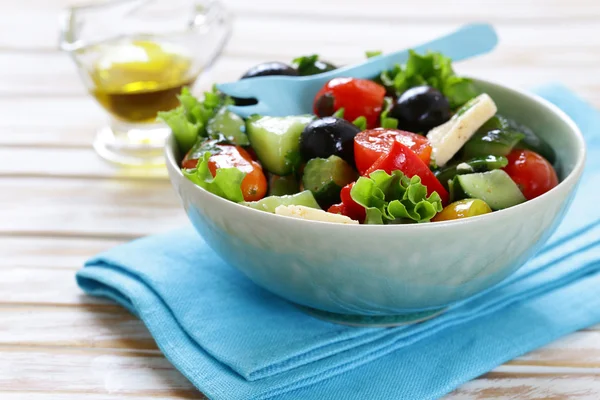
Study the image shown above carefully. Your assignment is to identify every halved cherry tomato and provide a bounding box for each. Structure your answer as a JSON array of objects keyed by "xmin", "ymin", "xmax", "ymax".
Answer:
[
  {"xmin": 365, "ymin": 140, "xmax": 449, "ymax": 205},
  {"xmin": 503, "ymin": 149, "xmax": 558, "ymax": 200},
  {"xmin": 183, "ymin": 141, "xmax": 267, "ymax": 202},
  {"xmin": 314, "ymin": 77, "xmax": 386, "ymax": 129},
  {"xmin": 354, "ymin": 128, "xmax": 432, "ymax": 175},
  {"xmin": 327, "ymin": 182, "xmax": 366, "ymax": 223}
]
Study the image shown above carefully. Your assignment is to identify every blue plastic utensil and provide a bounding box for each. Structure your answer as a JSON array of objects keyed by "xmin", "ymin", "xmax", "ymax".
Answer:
[{"xmin": 217, "ymin": 23, "xmax": 498, "ymax": 119}]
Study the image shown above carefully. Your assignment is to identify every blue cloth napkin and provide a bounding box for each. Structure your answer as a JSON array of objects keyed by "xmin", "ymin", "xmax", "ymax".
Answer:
[{"xmin": 77, "ymin": 85, "xmax": 600, "ymax": 400}]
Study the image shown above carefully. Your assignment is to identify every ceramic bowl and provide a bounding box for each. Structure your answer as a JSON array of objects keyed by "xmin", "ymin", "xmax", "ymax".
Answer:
[{"xmin": 165, "ymin": 78, "xmax": 586, "ymax": 326}]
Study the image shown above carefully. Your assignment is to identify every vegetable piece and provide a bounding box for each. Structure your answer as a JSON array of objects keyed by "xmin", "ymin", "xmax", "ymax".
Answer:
[
  {"xmin": 434, "ymin": 155, "xmax": 509, "ymax": 189},
  {"xmin": 432, "ymin": 199, "xmax": 492, "ymax": 222},
  {"xmin": 328, "ymin": 183, "xmax": 367, "ymax": 222},
  {"xmin": 366, "ymin": 50, "xmax": 382, "ymax": 58},
  {"xmin": 456, "ymin": 170, "xmax": 526, "ymax": 210},
  {"xmin": 268, "ymin": 174, "xmax": 300, "ymax": 196},
  {"xmin": 183, "ymin": 142, "xmax": 267, "ymax": 202},
  {"xmin": 182, "ymin": 152, "xmax": 246, "ymax": 203},
  {"xmin": 275, "ymin": 205, "xmax": 358, "ymax": 224},
  {"xmin": 299, "ymin": 117, "xmax": 361, "ymax": 164},
  {"xmin": 388, "ymin": 85, "xmax": 451, "ymax": 133},
  {"xmin": 354, "ymin": 129, "xmax": 432, "ymax": 175},
  {"xmin": 302, "ymin": 155, "xmax": 358, "ymax": 209},
  {"xmin": 426, "ymin": 93, "xmax": 498, "ymax": 167},
  {"xmin": 241, "ymin": 62, "xmax": 298, "ymax": 79},
  {"xmin": 479, "ymin": 115, "xmax": 510, "ymax": 132},
  {"xmin": 448, "ymin": 175, "xmax": 467, "ymax": 203},
  {"xmin": 352, "ymin": 116, "xmax": 367, "ymax": 131},
  {"xmin": 292, "ymin": 55, "xmax": 336, "ymax": 76},
  {"xmin": 365, "ymin": 139, "xmax": 448, "ymax": 205},
  {"xmin": 503, "ymin": 149, "xmax": 558, "ymax": 200},
  {"xmin": 246, "ymin": 115, "xmax": 314, "ymax": 175},
  {"xmin": 510, "ymin": 120, "xmax": 557, "ymax": 164},
  {"xmin": 243, "ymin": 190, "xmax": 321, "ymax": 213},
  {"xmin": 313, "ymin": 77, "xmax": 386, "ymax": 128},
  {"xmin": 462, "ymin": 129, "xmax": 525, "ymax": 159},
  {"xmin": 206, "ymin": 107, "xmax": 249, "ymax": 146},
  {"xmin": 379, "ymin": 50, "xmax": 479, "ymax": 108},
  {"xmin": 350, "ymin": 170, "xmax": 443, "ymax": 224},
  {"xmin": 158, "ymin": 87, "xmax": 226, "ymax": 153}
]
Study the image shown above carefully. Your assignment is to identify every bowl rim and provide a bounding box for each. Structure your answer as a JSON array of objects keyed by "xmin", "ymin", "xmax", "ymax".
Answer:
[{"xmin": 165, "ymin": 77, "xmax": 587, "ymax": 231}]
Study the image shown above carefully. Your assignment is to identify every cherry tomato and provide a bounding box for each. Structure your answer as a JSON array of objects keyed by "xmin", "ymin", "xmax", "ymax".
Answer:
[
  {"xmin": 432, "ymin": 199, "xmax": 492, "ymax": 222},
  {"xmin": 183, "ymin": 142, "xmax": 267, "ymax": 202},
  {"xmin": 314, "ymin": 77, "xmax": 386, "ymax": 129},
  {"xmin": 327, "ymin": 183, "xmax": 366, "ymax": 223},
  {"xmin": 354, "ymin": 128, "xmax": 432, "ymax": 175},
  {"xmin": 503, "ymin": 149, "xmax": 558, "ymax": 200},
  {"xmin": 365, "ymin": 140, "xmax": 449, "ymax": 205}
]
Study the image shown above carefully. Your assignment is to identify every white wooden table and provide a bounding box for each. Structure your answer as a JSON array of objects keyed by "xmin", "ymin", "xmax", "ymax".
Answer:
[{"xmin": 1, "ymin": 0, "xmax": 599, "ymax": 398}]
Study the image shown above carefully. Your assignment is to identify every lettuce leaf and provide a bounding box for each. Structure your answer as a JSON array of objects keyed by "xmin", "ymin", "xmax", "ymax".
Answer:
[
  {"xmin": 352, "ymin": 116, "xmax": 367, "ymax": 131},
  {"xmin": 350, "ymin": 170, "xmax": 443, "ymax": 224},
  {"xmin": 366, "ymin": 50, "xmax": 382, "ymax": 58},
  {"xmin": 379, "ymin": 50, "xmax": 479, "ymax": 108},
  {"xmin": 158, "ymin": 87, "xmax": 230, "ymax": 153},
  {"xmin": 182, "ymin": 152, "xmax": 246, "ymax": 203}
]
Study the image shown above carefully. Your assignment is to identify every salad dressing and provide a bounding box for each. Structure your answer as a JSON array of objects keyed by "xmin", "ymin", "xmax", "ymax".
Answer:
[{"xmin": 87, "ymin": 40, "xmax": 198, "ymax": 123}]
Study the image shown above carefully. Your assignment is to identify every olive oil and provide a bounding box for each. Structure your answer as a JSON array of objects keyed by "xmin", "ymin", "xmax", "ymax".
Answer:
[{"xmin": 89, "ymin": 40, "xmax": 198, "ymax": 123}]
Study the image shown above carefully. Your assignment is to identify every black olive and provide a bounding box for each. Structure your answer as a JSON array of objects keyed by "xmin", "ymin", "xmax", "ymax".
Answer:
[
  {"xmin": 314, "ymin": 93, "xmax": 335, "ymax": 117},
  {"xmin": 389, "ymin": 86, "xmax": 451, "ymax": 133},
  {"xmin": 299, "ymin": 117, "xmax": 361, "ymax": 164},
  {"xmin": 297, "ymin": 60, "xmax": 337, "ymax": 76},
  {"xmin": 240, "ymin": 62, "xmax": 299, "ymax": 79}
]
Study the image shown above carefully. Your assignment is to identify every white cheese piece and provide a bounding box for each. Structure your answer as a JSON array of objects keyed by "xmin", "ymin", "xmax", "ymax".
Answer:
[
  {"xmin": 274, "ymin": 205, "xmax": 359, "ymax": 225},
  {"xmin": 426, "ymin": 93, "xmax": 498, "ymax": 167}
]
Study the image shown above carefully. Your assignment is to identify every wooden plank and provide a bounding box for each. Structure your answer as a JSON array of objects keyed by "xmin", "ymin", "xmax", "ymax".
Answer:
[
  {"xmin": 2, "ymin": 0, "xmax": 600, "ymax": 50},
  {"xmin": 0, "ymin": 307, "xmax": 156, "ymax": 350},
  {"xmin": 0, "ymin": 147, "xmax": 170, "ymax": 179},
  {"xmin": 1, "ymin": 394, "xmax": 200, "ymax": 400},
  {"xmin": 0, "ymin": 237, "xmax": 123, "ymax": 269},
  {"xmin": 0, "ymin": 267, "xmax": 112, "ymax": 306},
  {"xmin": 0, "ymin": 348, "xmax": 202, "ymax": 398},
  {"xmin": 0, "ymin": 178, "xmax": 186, "ymax": 237},
  {"xmin": 447, "ymin": 369, "xmax": 600, "ymax": 399}
]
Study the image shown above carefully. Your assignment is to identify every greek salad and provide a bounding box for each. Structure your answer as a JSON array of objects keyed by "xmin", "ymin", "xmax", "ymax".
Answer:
[{"xmin": 160, "ymin": 51, "xmax": 558, "ymax": 225}]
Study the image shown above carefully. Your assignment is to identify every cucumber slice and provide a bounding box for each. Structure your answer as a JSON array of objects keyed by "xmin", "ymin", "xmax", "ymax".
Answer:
[
  {"xmin": 462, "ymin": 129, "xmax": 525, "ymax": 159},
  {"xmin": 302, "ymin": 155, "xmax": 358, "ymax": 208},
  {"xmin": 435, "ymin": 155, "xmax": 508, "ymax": 189},
  {"xmin": 509, "ymin": 119, "xmax": 557, "ymax": 164},
  {"xmin": 207, "ymin": 107, "xmax": 249, "ymax": 146},
  {"xmin": 456, "ymin": 170, "xmax": 526, "ymax": 210},
  {"xmin": 246, "ymin": 115, "xmax": 314, "ymax": 175},
  {"xmin": 478, "ymin": 115, "xmax": 510, "ymax": 133},
  {"xmin": 268, "ymin": 174, "xmax": 299, "ymax": 196},
  {"xmin": 243, "ymin": 190, "xmax": 320, "ymax": 213}
]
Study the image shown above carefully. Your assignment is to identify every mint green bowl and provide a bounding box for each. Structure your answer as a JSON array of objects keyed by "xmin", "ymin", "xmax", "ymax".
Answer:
[{"xmin": 165, "ymin": 78, "xmax": 586, "ymax": 326}]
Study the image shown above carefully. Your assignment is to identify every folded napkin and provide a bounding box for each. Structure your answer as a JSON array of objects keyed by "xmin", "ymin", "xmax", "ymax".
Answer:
[{"xmin": 78, "ymin": 85, "xmax": 600, "ymax": 400}]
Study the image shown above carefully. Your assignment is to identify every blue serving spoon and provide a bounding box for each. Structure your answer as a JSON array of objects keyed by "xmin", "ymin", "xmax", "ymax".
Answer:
[{"xmin": 217, "ymin": 23, "xmax": 498, "ymax": 119}]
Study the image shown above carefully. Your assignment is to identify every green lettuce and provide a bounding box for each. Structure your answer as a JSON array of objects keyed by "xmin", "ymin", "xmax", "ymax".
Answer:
[
  {"xmin": 158, "ymin": 87, "xmax": 231, "ymax": 153},
  {"xmin": 366, "ymin": 50, "xmax": 382, "ymax": 58},
  {"xmin": 183, "ymin": 152, "xmax": 246, "ymax": 203},
  {"xmin": 350, "ymin": 170, "xmax": 443, "ymax": 224},
  {"xmin": 379, "ymin": 50, "xmax": 479, "ymax": 108},
  {"xmin": 352, "ymin": 116, "xmax": 367, "ymax": 131},
  {"xmin": 379, "ymin": 96, "xmax": 399, "ymax": 129}
]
